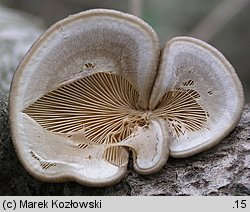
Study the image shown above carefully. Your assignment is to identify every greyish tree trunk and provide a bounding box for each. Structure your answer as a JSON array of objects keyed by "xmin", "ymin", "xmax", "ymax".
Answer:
[{"xmin": 0, "ymin": 91, "xmax": 249, "ymax": 195}]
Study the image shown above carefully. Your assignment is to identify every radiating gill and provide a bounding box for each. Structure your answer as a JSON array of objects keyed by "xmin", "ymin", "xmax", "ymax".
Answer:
[
  {"xmin": 25, "ymin": 72, "xmax": 209, "ymax": 144},
  {"xmin": 152, "ymin": 88, "xmax": 208, "ymax": 137},
  {"xmin": 24, "ymin": 72, "xmax": 147, "ymax": 145}
]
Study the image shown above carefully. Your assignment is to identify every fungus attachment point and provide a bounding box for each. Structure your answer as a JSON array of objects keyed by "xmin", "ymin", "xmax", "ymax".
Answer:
[
  {"xmin": 9, "ymin": 9, "xmax": 244, "ymax": 186},
  {"xmin": 114, "ymin": 119, "xmax": 169, "ymax": 175}
]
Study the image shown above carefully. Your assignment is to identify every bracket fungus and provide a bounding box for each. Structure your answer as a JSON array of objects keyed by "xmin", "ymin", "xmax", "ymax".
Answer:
[{"xmin": 9, "ymin": 9, "xmax": 244, "ymax": 186}]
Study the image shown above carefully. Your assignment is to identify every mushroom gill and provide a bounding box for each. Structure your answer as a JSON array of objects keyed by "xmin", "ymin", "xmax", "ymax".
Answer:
[
  {"xmin": 24, "ymin": 72, "xmax": 148, "ymax": 166},
  {"xmin": 24, "ymin": 71, "xmax": 208, "ymax": 166},
  {"xmin": 152, "ymin": 88, "xmax": 208, "ymax": 138}
]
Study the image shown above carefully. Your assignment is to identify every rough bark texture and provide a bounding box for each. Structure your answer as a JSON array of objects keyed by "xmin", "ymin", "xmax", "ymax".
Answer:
[{"xmin": 0, "ymin": 91, "xmax": 249, "ymax": 196}]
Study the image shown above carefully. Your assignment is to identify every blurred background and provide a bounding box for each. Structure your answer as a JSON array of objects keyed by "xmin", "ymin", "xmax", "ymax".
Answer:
[{"xmin": 0, "ymin": 0, "xmax": 249, "ymax": 101}]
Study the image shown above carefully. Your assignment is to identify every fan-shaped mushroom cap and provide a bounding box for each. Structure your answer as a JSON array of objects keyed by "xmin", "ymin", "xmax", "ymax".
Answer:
[
  {"xmin": 9, "ymin": 9, "xmax": 244, "ymax": 187},
  {"xmin": 9, "ymin": 9, "xmax": 160, "ymax": 186},
  {"xmin": 150, "ymin": 36, "xmax": 244, "ymax": 158}
]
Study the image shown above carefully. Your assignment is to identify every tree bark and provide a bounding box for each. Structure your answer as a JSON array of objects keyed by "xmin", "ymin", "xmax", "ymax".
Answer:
[{"xmin": 0, "ymin": 91, "xmax": 249, "ymax": 195}]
